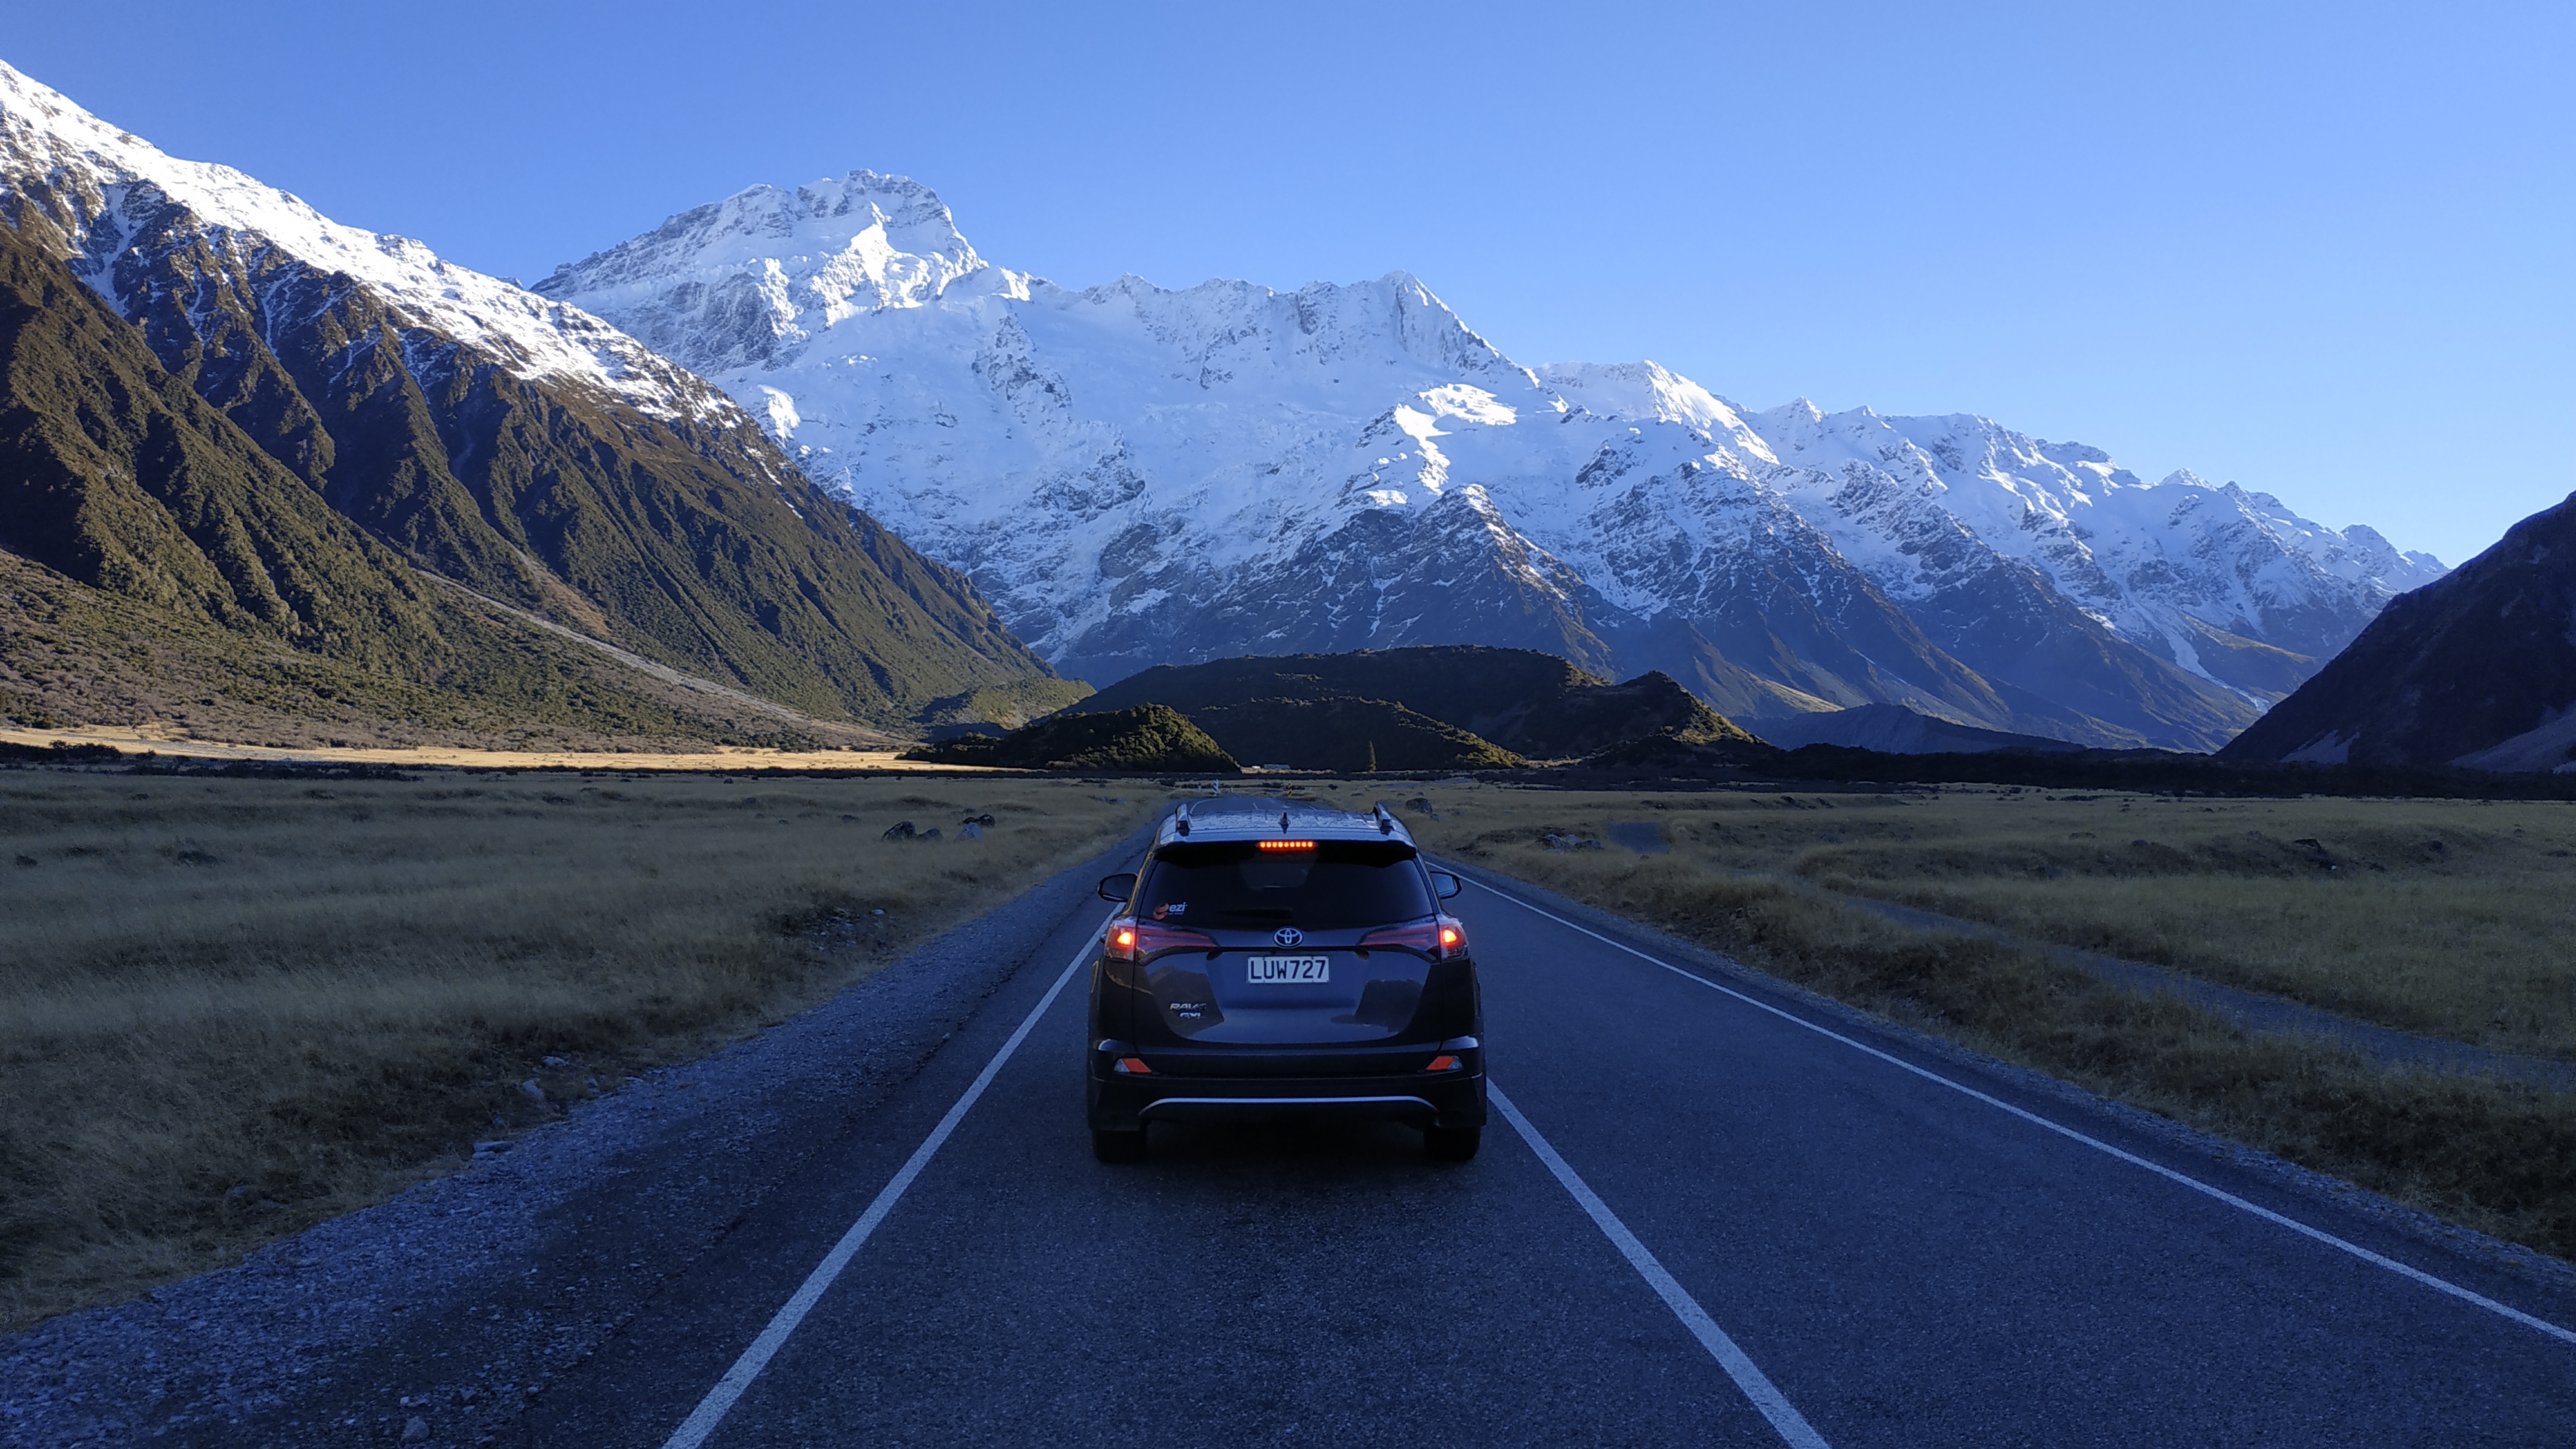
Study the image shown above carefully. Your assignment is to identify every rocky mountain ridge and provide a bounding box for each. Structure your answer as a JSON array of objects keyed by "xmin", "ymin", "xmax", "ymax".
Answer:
[
  {"xmin": 537, "ymin": 170, "xmax": 2445, "ymax": 751},
  {"xmin": 0, "ymin": 63, "xmax": 1060, "ymax": 731},
  {"xmin": 2223, "ymin": 491, "xmax": 2576, "ymax": 772}
]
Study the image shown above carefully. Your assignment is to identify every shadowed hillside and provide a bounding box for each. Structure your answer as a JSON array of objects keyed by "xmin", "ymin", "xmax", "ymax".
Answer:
[
  {"xmin": 1078, "ymin": 646, "xmax": 1770, "ymax": 765},
  {"xmin": 2223, "ymin": 493, "xmax": 2576, "ymax": 771}
]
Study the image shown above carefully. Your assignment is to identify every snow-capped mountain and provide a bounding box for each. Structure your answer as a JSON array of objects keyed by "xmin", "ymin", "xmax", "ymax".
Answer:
[
  {"xmin": 537, "ymin": 171, "xmax": 2442, "ymax": 750},
  {"xmin": 1682, "ymin": 394, "xmax": 2445, "ymax": 685},
  {"xmin": 0, "ymin": 64, "xmax": 1056, "ymax": 724},
  {"xmin": 0, "ymin": 61, "xmax": 712, "ymax": 423}
]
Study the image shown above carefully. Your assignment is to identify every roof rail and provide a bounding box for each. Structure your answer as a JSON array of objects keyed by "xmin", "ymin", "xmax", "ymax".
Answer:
[
  {"xmin": 1173, "ymin": 802, "xmax": 1191, "ymax": 837},
  {"xmin": 1372, "ymin": 802, "xmax": 1396, "ymax": 836}
]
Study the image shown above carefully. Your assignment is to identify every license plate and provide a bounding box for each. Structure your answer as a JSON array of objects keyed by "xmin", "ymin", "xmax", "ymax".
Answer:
[{"xmin": 1245, "ymin": 954, "xmax": 1331, "ymax": 983}]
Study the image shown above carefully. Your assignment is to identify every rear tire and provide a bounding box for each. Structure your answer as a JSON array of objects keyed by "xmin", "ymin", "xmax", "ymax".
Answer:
[
  {"xmin": 1092, "ymin": 1126, "xmax": 1146, "ymax": 1163},
  {"xmin": 1424, "ymin": 1125, "xmax": 1481, "ymax": 1161}
]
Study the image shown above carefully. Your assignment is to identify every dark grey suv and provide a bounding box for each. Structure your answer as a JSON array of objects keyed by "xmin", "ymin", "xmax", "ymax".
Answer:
[{"xmin": 1086, "ymin": 801, "xmax": 1486, "ymax": 1162}]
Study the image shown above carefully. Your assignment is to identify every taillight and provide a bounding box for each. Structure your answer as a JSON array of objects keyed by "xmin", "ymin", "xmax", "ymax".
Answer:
[
  {"xmin": 1103, "ymin": 918, "xmax": 1218, "ymax": 961},
  {"xmin": 1358, "ymin": 915, "xmax": 1470, "ymax": 960}
]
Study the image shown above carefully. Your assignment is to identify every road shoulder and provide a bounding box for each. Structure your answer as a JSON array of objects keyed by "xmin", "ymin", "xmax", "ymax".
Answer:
[{"xmin": 0, "ymin": 826, "xmax": 1151, "ymax": 1448}]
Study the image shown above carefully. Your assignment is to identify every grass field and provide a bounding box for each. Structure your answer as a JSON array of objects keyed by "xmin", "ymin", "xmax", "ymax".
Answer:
[
  {"xmin": 0, "ymin": 767, "xmax": 1154, "ymax": 1332},
  {"xmin": 1394, "ymin": 782, "xmax": 2576, "ymax": 1264},
  {"xmin": 1405, "ymin": 784, "xmax": 2576, "ymax": 1061}
]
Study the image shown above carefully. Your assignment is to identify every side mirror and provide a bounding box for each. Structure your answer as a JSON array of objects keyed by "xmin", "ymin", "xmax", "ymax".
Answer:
[
  {"xmin": 1097, "ymin": 872, "xmax": 1139, "ymax": 903},
  {"xmin": 1430, "ymin": 870, "xmax": 1464, "ymax": 900}
]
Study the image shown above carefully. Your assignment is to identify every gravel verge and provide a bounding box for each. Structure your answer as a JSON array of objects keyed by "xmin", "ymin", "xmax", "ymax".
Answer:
[{"xmin": 0, "ymin": 826, "xmax": 1149, "ymax": 1449}]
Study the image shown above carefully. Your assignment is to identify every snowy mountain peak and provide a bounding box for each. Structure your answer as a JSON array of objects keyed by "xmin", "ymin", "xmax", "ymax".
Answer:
[
  {"xmin": 533, "ymin": 169, "xmax": 994, "ymax": 375},
  {"xmin": 1537, "ymin": 361, "xmax": 1775, "ymax": 464},
  {"xmin": 0, "ymin": 60, "xmax": 720, "ymax": 421}
]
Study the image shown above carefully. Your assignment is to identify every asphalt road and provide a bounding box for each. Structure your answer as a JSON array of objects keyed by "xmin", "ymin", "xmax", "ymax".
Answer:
[{"xmin": 508, "ymin": 853, "xmax": 2576, "ymax": 1448}]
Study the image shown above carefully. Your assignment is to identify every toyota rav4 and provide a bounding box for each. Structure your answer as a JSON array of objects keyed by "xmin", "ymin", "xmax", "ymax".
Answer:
[{"xmin": 1087, "ymin": 800, "xmax": 1486, "ymax": 1162}]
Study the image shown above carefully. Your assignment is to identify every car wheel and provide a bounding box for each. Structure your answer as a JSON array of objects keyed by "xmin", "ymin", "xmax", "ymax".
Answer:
[
  {"xmin": 1092, "ymin": 1127, "xmax": 1146, "ymax": 1163},
  {"xmin": 1424, "ymin": 1125, "xmax": 1480, "ymax": 1161}
]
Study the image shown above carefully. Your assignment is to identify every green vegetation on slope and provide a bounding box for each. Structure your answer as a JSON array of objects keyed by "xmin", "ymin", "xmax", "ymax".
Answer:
[
  {"xmin": 0, "ymin": 553, "xmax": 866, "ymax": 751},
  {"xmin": 0, "ymin": 200, "xmax": 1058, "ymax": 729},
  {"xmin": 918, "ymin": 677, "xmax": 1099, "ymax": 732},
  {"xmin": 903, "ymin": 704, "xmax": 1238, "ymax": 772},
  {"xmin": 0, "ymin": 223, "xmax": 874, "ymax": 750}
]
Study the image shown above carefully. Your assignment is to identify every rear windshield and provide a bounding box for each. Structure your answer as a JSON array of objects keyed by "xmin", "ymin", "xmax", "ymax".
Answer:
[{"xmin": 1141, "ymin": 840, "xmax": 1432, "ymax": 930}]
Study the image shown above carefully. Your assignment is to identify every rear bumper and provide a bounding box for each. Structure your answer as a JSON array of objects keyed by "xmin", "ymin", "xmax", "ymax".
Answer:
[{"xmin": 1089, "ymin": 1065, "xmax": 1488, "ymax": 1132}]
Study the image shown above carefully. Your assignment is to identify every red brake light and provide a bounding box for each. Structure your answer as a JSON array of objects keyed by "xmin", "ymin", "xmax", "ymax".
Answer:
[
  {"xmin": 1358, "ymin": 914, "xmax": 1469, "ymax": 960},
  {"xmin": 1358, "ymin": 920, "xmax": 1439, "ymax": 954},
  {"xmin": 1257, "ymin": 839, "xmax": 1316, "ymax": 851},
  {"xmin": 1104, "ymin": 918, "xmax": 1217, "ymax": 961}
]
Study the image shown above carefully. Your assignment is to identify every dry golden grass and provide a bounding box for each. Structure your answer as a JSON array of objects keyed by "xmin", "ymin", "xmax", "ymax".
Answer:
[
  {"xmin": 0, "ymin": 767, "xmax": 1155, "ymax": 1332},
  {"xmin": 1403, "ymin": 784, "xmax": 2576, "ymax": 1060},
  {"xmin": 1401, "ymin": 782, "xmax": 2576, "ymax": 1264},
  {"xmin": 0, "ymin": 725, "xmax": 981, "ymax": 772}
]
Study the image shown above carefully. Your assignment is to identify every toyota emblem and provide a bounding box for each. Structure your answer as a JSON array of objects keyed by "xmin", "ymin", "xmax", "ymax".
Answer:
[{"xmin": 1273, "ymin": 927, "xmax": 1304, "ymax": 947}]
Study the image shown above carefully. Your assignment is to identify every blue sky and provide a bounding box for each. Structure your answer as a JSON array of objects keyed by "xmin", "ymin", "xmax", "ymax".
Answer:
[{"xmin": 11, "ymin": 1, "xmax": 2568, "ymax": 565}]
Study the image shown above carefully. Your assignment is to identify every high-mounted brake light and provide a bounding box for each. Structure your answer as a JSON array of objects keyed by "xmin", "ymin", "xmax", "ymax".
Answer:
[{"xmin": 1257, "ymin": 839, "xmax": 1317, "ymax": 851}]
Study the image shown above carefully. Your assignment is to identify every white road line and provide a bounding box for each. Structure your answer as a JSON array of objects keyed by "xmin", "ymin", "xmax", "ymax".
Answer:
[
  {"xmin": 661, "ymin": 918, "xmax": 1109, "ymax": 1449},
  {"xmin": 1491, "ymin": 1082, "xmax": 1832, "ymax": 1449},
  {"xmin": 1467, "ymin": 876, "xmax": 2576, "ymax": 1349}
]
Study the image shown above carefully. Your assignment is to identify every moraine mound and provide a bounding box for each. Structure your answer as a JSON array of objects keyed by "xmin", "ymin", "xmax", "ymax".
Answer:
[{"xmin": 902, "ymin": 704, "xmax": 1238, "ymax": 772}]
